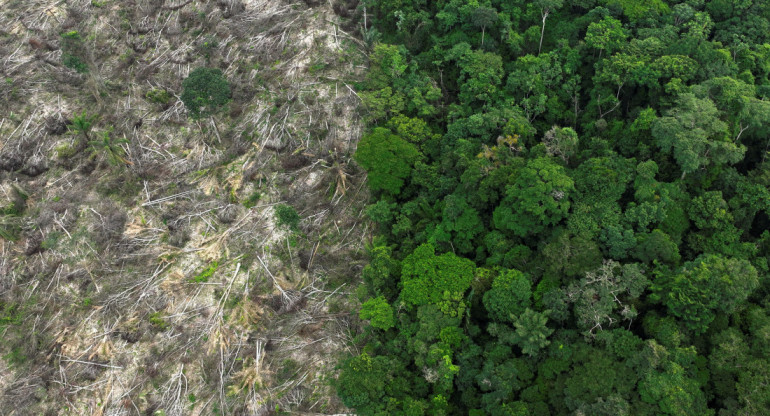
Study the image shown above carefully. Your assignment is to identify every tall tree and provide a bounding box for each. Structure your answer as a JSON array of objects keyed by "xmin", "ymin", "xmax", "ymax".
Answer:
[
  {"xmin": 650, "ymin": 255, "xmax": 758, "ymax": 334},
  {"xmin": 472, "ymin": 7, "xmax": 498, "ymax": 47},
  {"xmin": 355, "ymin": 127, "xmax": 422, "ymax": 195},
  {"xmin": 493, "ymin": 157, "xmax": 574, "ymax": 237},
  {"xmin": 181, "ymin": 67, "xmax": 231, "ymax": 139},
  {"xmin": 400, "ymin": 243, "xmax": 475, "ymax": 310},
  {"xmin": 535, "ymin": 0, "xmax": 564, "ymax": 54},
  {"xmin": 651, "ymin": 93, "xmax": 745, "ymax": 177}
]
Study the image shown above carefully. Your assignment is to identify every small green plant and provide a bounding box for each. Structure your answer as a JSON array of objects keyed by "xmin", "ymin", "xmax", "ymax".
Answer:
[
  {"xmin": 148, "ymin": 312, "xmax": 169, "ymax": 330},
  {"xmin": 277, "ymin": 359, "xmax": 299, "ymax": 382},
  {"xmin": 41, "ymin": 231, "xmax": 63, "ymax": 250},
  {"xmin": 192, "ymin": 261, "xmax": 219, "ymax": 283},
  {"xmin": 62, "ymin": 54, "xmax": 88, "ymax": 73},
  {"xmin": 0, "ymin": 202, "xmax": 23, "ymax": 217},
  {"xmin": 95, "ymin": 175, "xmax": 142, "ymax": 201},
  {"xmin": 224, "ymin": 294, "xmax": 242, "ymax": 310},
  {"xmin": 242, "ymin": 191, "xmax": 261, "ymax": 208},
  {"xmin": 68, "ymin": 110, "xmax": 98, "ymax": 142},
  {"xmin": 308, "ymin": 60, "xmax": 327, "ymax": 75},
  {"xmin": 0, "ymin": 185, "xmax": 28, "ymax": 241},
  {"xmin": 197, "ymin": 36, "xmax": 219, "ymax": 60},
  {"xmin": 88, "ymin": 127, "xmax": 130, "ymax": 166},
  {"xmin": 56, "ymin": 143, "xmax": 78, "ymax": 159},
  {"xmin": 0, "ymin": 303, "xmax": 24, "ymax": 330},
  {"xmin": 60, "ymin": 31, "xmax": 88, "ymax": 73},
  {"xmin": 3, "ymin": 347, "xmax": 27, "ymax": 368},
  {"xmin": 275, "ymin": 204, "xmax": 300, "ymax": 231},
  {"xmin": 0, "ymin": 221, "xmax": 21, "ymax": 241},
  {"xmin": 145, "ymin": 88, "xmax": 172, "ymax": 106}
]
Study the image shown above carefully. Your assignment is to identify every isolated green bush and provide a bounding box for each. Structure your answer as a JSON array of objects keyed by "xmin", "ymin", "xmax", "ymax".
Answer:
[
  {"xmin": 60, "ymin": 31, "xmax": 88, "ymax": 73},
  {"xmin": 145, "ymin": 88, "xmax": 172, "ymax": 105},
  {"xmin": 275, "ymin": 204, "xmax": 300, "ymax": 230},
  {"xmin": 180, "ymin": 67, "xmax": 231, "ymax": 120}
]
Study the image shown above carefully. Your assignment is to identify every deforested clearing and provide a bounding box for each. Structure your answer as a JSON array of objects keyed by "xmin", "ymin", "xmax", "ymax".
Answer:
[{"xmin": 0, "ymin": 0, "xmax": 368, "ymax": 414}]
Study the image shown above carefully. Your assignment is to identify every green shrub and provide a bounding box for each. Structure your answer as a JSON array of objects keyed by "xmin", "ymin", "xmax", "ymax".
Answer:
[
  {"xmin": 274, "ymin": 204, "xmax": 300, "ymax": 230},
  {"xmin": 308, "ymin": 60, "xmax": 327, "ymax": 75},
  {"xmin": 0, "ymin": 202, "xmax": 22, "ymax": 217},
  {"xmin": 41, "ymin": 231, "xmax": 63, "ymax": 250},
  {"xmin": 0, "ymin": 303, "xmax": 23, "ymax": 330},
  {"xmin": 0, "ymin": 223, "xmax": 20, "ymax": 241},
  {"xmin": 197, "ymin": 36, "xmax": 219, "ymax": 60},
  {"xmin": 3, "ymin": 347, "xmax": 27, "ymax": 368},
  {"xmin": 56, "ymin": 143, "xmax": 78, "ymax": 159},
  {"xmin": 62, "ymin": 55, "xmax": 88, "ymax": 73},
  {"xmin": 60, "ymin": 31, "xmax": 88, "ymax": 73},
  {"xmin": 242, "ymin": 191, "xmax": 261, "ymax": 209},
  {"xmin": 181, "ymin": 67, "xmax": 231, "ymax": 120},
  {"xmin": 359, "ymin": 296, "xmax": 395, "ymax": 330},
  {"xmin": 145, "ymin": 88, "xmax": 172, "ymax": 105},
  {"xmin": 148, "ymin": 312, "xmax": 169, "ymax": 330}
]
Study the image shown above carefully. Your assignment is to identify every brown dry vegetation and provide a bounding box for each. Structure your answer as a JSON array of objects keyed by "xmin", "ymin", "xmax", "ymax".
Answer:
[{"xmin": 0, "ymin": 0, "xmax": 367, "ymax": 414}]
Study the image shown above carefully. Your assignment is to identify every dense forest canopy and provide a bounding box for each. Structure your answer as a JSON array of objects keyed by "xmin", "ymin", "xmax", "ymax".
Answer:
[{"xmin": 338, "ymin": 0, "xmax": 770, "ymax": 415}]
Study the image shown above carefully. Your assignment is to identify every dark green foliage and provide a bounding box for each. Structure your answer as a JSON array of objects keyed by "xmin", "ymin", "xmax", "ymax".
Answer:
[
  {"xmin": 274, "ymin": 204, "xmax": 300, "ymax": 231},
  {"xmin": 361, "ymin": 238, "xmax": 401, "ymax": 300},
  {"xmin": 242, "ymin": 191, "xmax": 261, "ymax": 209},
  {"xmin": 585, "ymin": 17, "xmax": 627, "ymax": 55},
  {"xmin": 68, "ymin": 110, "xmax": 98, "ymax": 141},
  {"xmin": 510, "ymin": 308, "xmax": 553, "ymax": 356},
  {"xmin": 180, "ymin": 67, "xmax": 231, "ymax": 120},
  {"xmin": 60, "ymin": 31, "xmax": 88, "ymax": 73},
  {"xmin": 0, "ymin": 302, "xmax": 24, "ymax": 331},
  {"xmin": 88, "ymin": 128, "xmax": 130, "ymax": 166},
  {"xmin": 432, "ymin": 194, "xmax": 483, "ymax": 254},
  {"xmin": 651, "ymin": 255, "xmax": 758, "ymax": 334},
  {"xmin": 450, "ymin": 43, "xmax": 504, "ymax": 104},
  {"xmin": 336, "ymin": 353, "xmax": 395, "ymax": 412},
  {"xmin": 651, "ymin": 93, "xmax": 744, "ymax": 176},
  {"xmin": 482, "ymin": 269, "xmax": 531, "ymax": 323},
  {"xmin": 633, "ymin": 229, "xmax": 681, "ymax": 264},
  {"xmin": 341, "ymin": 1, "xmax": 770, "ymax": 414},
  {"xmin": 492, "ymin": 157, "xmax": 574, "ymax": 237},
  {"xmin": 145, "ymin": 88, "xmax": 172, "ymax": 105}
]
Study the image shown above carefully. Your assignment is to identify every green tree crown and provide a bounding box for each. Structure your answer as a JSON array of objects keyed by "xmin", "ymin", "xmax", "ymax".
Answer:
[{"xmin": 181, "ymin": 67, "xmax": 231, "ymax": 120}]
